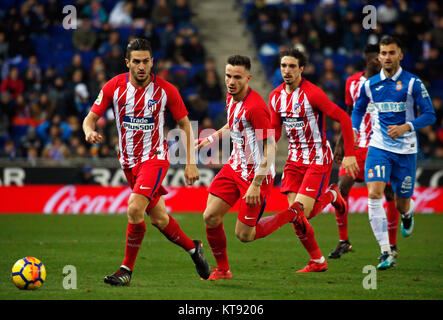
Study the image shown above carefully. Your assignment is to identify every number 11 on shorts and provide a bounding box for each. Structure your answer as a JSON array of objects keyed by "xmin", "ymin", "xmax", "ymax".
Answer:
[{"xmin": 374, "ymin": 165, "xmax": 385, "ymax": 178}]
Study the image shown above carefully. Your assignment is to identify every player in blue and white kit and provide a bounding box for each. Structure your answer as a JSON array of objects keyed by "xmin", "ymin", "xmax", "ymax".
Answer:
[{"xmin": 351, "ymin": 36, "xmax": 436, "ymax": 270}]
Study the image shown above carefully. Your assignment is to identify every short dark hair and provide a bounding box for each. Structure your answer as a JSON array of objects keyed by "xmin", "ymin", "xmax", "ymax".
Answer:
[
  {"xmin": 364, "ymin": 44, "xmax": 379, "ymax": 55},
  {"xmin": 279, "ymin": 48, "xmax": 307, "ymax": 67},
  {"xmin": 226, "ymin": 55, "xmax": 251, "ymax": 71},
  {"xmin": 126, "ymin": 38, "xmax": 152, "ymax": 59},
  {"xmin": 379, "ymin": 36, "xmax": 402, "ymax": 49}
]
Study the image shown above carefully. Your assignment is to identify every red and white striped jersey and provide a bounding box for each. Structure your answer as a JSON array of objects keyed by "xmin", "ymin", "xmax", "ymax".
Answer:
[
  {"xmin": 91, "ymin": 73, "xmax": 188, "ymax": 169},
  {"xmin": 269, "ymin": 78, "xmax": 355, "ymax": 166},
  {"xmin": 226, "ymin": 88, "xmax": 275, "ymax": 182},
  {"xmin": 345, "ymin": 71, "xmax": 371, "ymax": 148}
]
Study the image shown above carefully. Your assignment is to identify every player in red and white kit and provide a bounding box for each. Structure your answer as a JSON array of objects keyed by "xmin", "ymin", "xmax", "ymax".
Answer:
[
  {"xmin": 269, "ymin": 49, "xmax": 359, "ymax": 272},
  {"xmin": 82, "ymin": 38, "xmax": 210, "ymax": 285},
  {"xmin": 328, "ymin": 44, "xmax": 400, "ymax": 259},
  {"xmin": 196, "ymin": 55, "xmax": 300, "ymax": 280}
]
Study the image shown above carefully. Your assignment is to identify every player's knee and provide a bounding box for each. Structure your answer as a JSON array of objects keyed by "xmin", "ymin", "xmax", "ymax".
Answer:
[
  {"xmin": 203, "ymin": 210, "xmax": 222, "ymax": 228},
  {"xmin": 149, "ymin": 212, "xmax": 168, "ymax": 229},
  {"xmin": 235, "ymin": 230, "xmax": 253, "ymax": 243},
  {"xmin": 127, "ymin": 201, "xmax": 146, "ymax": 224}
]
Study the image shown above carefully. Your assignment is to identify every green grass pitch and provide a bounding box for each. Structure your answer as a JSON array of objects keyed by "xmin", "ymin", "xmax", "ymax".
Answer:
[{"xmin": 0, "ymin": 213, "xmax": 442, "ymax": 300}]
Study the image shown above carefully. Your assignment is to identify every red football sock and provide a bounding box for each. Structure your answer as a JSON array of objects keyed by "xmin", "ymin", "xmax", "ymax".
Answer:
[
  {"xmin": 292, "ymin": 206, "xmax": 323, "ymax": 260},
  {"xmin": 308, "ymin": 190, "xmax": 335, "ymax": 219},
  {"xmin": 206, "ymin": 223, "xmax": 229, "ymax": 271},
  {"xmin": 122, "ymin": 221, "xmax": 146, "ymax": 271},
  {"xmin": 386, "ymin": 200, "xmax": 399, "ymax": 246},
  {"xmin": 335, "ymin": 195, "xmax": 349, "ymax": 241},
  {"xmin": 254, "ymin": 208, "xmax": 295, "ymax": 240},
  {"xmin": 159, "ymin": 215, "xmax": 196, "ymax": 252}
]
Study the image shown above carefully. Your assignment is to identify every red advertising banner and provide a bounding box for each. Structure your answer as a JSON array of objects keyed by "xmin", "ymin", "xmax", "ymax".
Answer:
[{"xmin": 0, "ymin": 185, "xmax": 442, "ymax": 214}]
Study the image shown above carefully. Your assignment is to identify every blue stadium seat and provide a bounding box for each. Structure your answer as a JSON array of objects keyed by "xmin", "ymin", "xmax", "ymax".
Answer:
[
  {"xmin": 116, "ymin": 27, "xmax": 132, "ymax": 43},
  {"xmin": 79, "ymin": 50, "xmax": 96, "ymax": 70},
  {"xmin": 180, "ymin": 87, "xmax": 197, "ymax": 99},
  {"xmin": 11, "ymin": 125, "xmax": 29, "ymax": 145},
  {"xmin": 208, "ymin": 101, "xmax": 225, "ymax": 121},
  {"xmin": 430, "ymin": 79, "xmax": 443, "ymax": 90},
  {"xmin": 330, "ymin": 53, "xmax": 348, "ymax": 73}
]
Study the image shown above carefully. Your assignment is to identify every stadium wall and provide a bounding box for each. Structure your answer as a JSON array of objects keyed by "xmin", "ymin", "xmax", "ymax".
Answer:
[{"xmin": 0, "ymin": 184, "xmax": 442, "ymax": 214}]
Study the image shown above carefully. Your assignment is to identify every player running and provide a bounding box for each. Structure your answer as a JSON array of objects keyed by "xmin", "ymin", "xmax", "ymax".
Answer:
[
  {"xmin": 329, "ymin": 45, "xmax": 401, "ymax": 259},
  {"xmin": 351, "ymin": 36, "xmax": 436, "ymax": 270},
  {"xmin": 196, "ymin": 55, "xmax": 300, "ymax": 280},
  {"xmin": 82, "ymin": 38, "xmax": 210, "ymax": 285},
  {"xmin": 269, "ymin": 48, "xmax": 359, "ymax": 273}
]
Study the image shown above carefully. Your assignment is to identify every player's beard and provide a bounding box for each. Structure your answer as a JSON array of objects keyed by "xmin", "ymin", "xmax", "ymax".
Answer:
[{"xmin": 132, "ymin": 69, "xmax": 150, "ymax": 85}]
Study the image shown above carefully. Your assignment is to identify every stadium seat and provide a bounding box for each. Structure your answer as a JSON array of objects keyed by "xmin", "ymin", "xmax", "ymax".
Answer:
[{"xmin": 208, "ymin": 101, "xmax": 225, "ymax": 122}]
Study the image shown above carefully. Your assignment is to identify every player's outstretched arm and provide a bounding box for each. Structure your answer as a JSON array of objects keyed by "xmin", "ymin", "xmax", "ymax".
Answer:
[
  {"xmin": 82, "ymin": 111, "xmax": 103, "ymax": 144},
  {"xmin": 177, "ymin": 115, "xmax": 200, "ymax": 186},
  {"xmin": 243, "ymin": 136, "xmax": 276, "ymax": 207},
  {"xmin": 195, "ymin": 123, "xmax": 229, "ymax": 150}
]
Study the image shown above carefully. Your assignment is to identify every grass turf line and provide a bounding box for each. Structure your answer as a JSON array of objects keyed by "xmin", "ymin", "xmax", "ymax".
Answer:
[{"xmin": 0, "ymin": 213, "xmax": 442, "ymax": 300}]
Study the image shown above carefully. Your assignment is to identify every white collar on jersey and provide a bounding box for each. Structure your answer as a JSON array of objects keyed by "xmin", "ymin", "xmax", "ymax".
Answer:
[{"xmin": 380, "ymin": 66, "xmax": 403, "ymax": 81}]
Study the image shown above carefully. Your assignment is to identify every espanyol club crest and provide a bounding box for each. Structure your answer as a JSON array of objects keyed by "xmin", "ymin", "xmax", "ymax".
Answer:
[
  {"xmin": 395, "ymin": 81, "xmax": 403, "ymax": 91},
  {"xmin": 367, "ymin": 169, "xmax": 374, "ymax": 179}
]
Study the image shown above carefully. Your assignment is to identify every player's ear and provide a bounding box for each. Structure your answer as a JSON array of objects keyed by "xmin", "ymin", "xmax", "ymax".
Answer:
[
  {"xmin": 398, "ymin": 50, "xmax": 403, "ymax": 61},
  {"xmin": 300, "ymin": 66, "xmax": 304, "ymax": 73},
  {"xmin": 125, "ymin": 58, "xmax": 130, "ymax": 68}
]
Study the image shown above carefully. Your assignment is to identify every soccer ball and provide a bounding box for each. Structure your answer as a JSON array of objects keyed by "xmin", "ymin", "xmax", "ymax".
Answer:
[{"xmin": 11, "ymin": 257, "xmax": 46, "ymax": 290}]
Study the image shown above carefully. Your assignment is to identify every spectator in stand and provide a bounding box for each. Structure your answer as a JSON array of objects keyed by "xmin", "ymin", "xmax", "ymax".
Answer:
[
  {"xmin": 19, "ymin": 127, "xmax": 41, "ymax": 157},
  {"xmin": 0, "ymin": 32, "xmax": 9, "ymax": 63},
  {"xmin": 41, "ymin": 135, "xmax": 71, "ymax": 161},
  {"xmin": 23, "ymin": 68, "xmax": 40, "ymax": 94},
  {"xmin": 431, "ymin": 17, "xmax": 443, "ymax": 51},
  {"xmin": 44, "ymin": 0, "xmax": 63, "ymax": 26},
  {"xmin": 132, "ymin": 0, "xmax": 154, "ymax": 29},
  {"xmin": 74, "ymin": 83, "xmax": 90, "ymax": 119},
  {"xmin": 343, "ymin": 22, "xmax": 368, "ymax": 54},
  {"xmin": 140, "ymin": 21, "xmax": 160, "ymax": 50},
  {"xmin": 82, "ymin": 0, "xmax": 108, "ymax": 29},
  {"xmin": 0, "ymin": 139, "xmax": 17, "ymax": 159},
  {"xmin": 172, "ymin": 0, "xmax": 193, "ymax": 27},
  {"xmin": 8, "ymin": 19, "xmax": 34, "ymax": 58},
  {"xmin": 109, "ymin": 1, "xmax": 133, "ymax": 28},
  {"xmin": 90, "ymin": 56, "xmax": 106, "ymax": 80},
  {"xmin": 1, "ymin": 67, "xmax": 24, "ymax": 99},
  {"xmin": 0, "ymin": 92, "xmax": 14, "ymax": 126},
  {"xmin": 321, "ymin": 16, "xmax": 342, "ymax": 52},
  {"xmin": 65, "ymin": 54, "xmax": 86, "ymax": 85},
  {"xmin": 89, "ymin": 70, "xmax": 107, "ymax": 101},
  {"xmin": 424, "ymin": 48, "xmax": 442, "ymax": 81},
  {"xmin": 36, "ymin": 114, "xmax": 72, "ymax": 146},
  {"xmin": 198, "ymin": 70, "xmax": 223, "ymax": 102},
  {"xmin": 152, "ymin": 0, "xmax": 172, "ymax": 26},
  {"xmin": 98, "ymin": 30, "xmax": 121, "ymax": 57},
  {"xmin": 184, "ymin": 34, "xmax": 206, "ymax": 64},
  {"xmin": 186, "ymin": 94, "xmax": 210, "ymax": 123},
  {"xmin": 73, "ymin": 18, "xmax": 97, "ymax": 52},
  {"xmin": 377, "ymin": 0, "xmax": 399, "ymax": 26},
  {"xmin": 104, "ymin": 45, "xmax": 126, "ymax": 79}
]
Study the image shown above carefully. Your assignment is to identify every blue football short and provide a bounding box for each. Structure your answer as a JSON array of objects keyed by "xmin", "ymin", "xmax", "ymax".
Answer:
[{"xmin": 365, "ymin": 146, "xmax": 417, "ymax": 198}]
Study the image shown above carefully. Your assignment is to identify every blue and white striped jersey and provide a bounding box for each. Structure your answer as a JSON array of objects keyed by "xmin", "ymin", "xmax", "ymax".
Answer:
[{"xmin": 351, "ymin": 67, "xmax": 436, "ymax": 154}]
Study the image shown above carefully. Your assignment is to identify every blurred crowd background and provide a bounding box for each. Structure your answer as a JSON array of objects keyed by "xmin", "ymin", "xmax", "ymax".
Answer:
[{"xmin": 0, "ymin": 0, "xmax": 442, "ymax": 166}]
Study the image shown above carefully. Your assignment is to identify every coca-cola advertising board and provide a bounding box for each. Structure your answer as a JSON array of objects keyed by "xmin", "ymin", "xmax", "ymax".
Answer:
[{"xmin": 0, "ymin": 185, "xmax": 442, "ymax": 214}]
